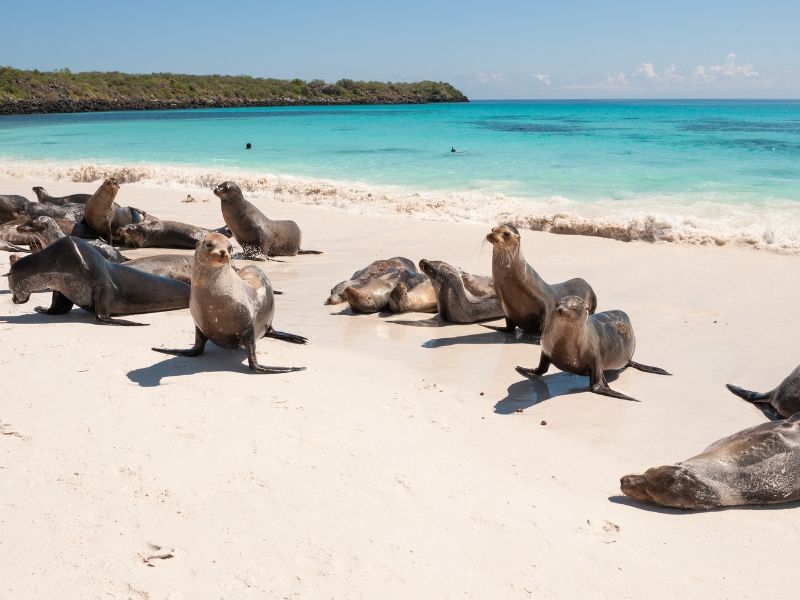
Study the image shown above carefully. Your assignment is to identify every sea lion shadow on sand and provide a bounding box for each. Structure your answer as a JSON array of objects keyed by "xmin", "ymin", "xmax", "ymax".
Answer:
[
  {"xmin": 128, "ymin": 345, "xmax": 266, "ymax": 386},
  {"xmin": 422, "ymin": 327, "xmax": 536, "ymax": 348},
  {"xmin": 606, "ymin": 494, "xmax": 800, "ymax": 514},
  {"xmin": 494, "ymin": 371, "xmax": 621, "ymax": 414},
  {"xmin": 0, "ymin": 309, "xmax": 102, "ymax": 326}
]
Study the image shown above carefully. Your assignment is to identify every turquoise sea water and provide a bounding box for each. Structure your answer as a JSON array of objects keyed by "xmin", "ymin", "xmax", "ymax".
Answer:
[{"xmin": 1, "ymin": 100, "xmax": 800, "ymax": 249}]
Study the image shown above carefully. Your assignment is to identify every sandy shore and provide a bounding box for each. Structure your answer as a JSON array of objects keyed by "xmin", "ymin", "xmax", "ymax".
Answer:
[{"xmin": 1, "ymin": 177, "xmax": 798, "ymax": 599}]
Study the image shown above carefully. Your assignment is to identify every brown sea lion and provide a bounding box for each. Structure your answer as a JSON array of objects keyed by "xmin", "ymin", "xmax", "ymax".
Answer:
[
  {"xmin": 326, "ymin": 257, "xmax": 417, "ymax": 305},
  {"xmin": 486, "ymin": 224, "xmax": 597, "ymax": 334},
  {"xmin": 344, "ymin": 269, "xmax": 427, "ymax": 314},
  {"xmin": 418, "ymin": 259, "xmax": 504, "ymax": 323},
  {"xmin": 8, "ymin": 237, "xmax": 190, "ymax": 326},
  {"xmin": 123, "ymin": 254, "xmax": 194, "ymax": 284},
  {"xmin": 516, "ymin": 295, "xmax": 670, "ymax": 401},
  {"xmin": 82, "ymin": 178, "xmax": 152, "ymax": 243},
  {"xmin": 387, "ymin": 279, "xmax": 438, "ymax": 314},
  {"xmin": 32, "ymin": 186, "xmax": 92, "ymax": 206},
  {"xmin": 620, "ymin": 413, "xmax": 800, "ymax": 509},
  {"xmin": 117, "ymin": 220, "xmax": 223, "ymax": 249},
  {"xmin": 214, "ymin": 181, "xmax": 320, "ymax": 258},
  {"xmin": 152, "ymin": 232, "xmax": 305, "ymax": 373},
  {"xmin": 16, "ymin": 216, "xmax": 129, "ymax": 262},
  {"xmin": 0, "ymin": 195, "xmax": 31, "ymax": 222},
  {"xmin": 727, "ymin": 364, "xmax": 800, "ymax": 419}
]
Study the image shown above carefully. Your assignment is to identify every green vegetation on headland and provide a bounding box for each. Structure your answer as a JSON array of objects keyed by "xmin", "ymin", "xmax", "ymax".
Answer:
[{"xmin": 0, "ymin": 67, "xmax": 468, "ymax": 114}]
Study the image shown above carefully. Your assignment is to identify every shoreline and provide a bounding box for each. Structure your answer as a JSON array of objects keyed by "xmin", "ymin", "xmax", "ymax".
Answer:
[
  {"xmin": 1, "ymin": 176, "xmax": 796, "ymax": 598},
  {"xmin": 2, "ymin": 158, "xmax": 800, "ymax": 254}
]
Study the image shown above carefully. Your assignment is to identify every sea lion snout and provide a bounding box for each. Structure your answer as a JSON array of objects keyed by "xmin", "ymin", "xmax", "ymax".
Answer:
[
  {"xmin": 213, "ymin": 181, "xmax": 238, "ymax": 197},
  {"xmin": 620, "ymin": 474, "xmax": 649, "ymax": 501}
]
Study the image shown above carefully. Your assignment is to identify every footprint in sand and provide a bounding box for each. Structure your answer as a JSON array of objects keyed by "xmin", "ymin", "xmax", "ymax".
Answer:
[
  {"xmin": 580, "ymin": 518, "xmax": 621, "ymax": 544},
  {"xmin": 140, "ymin": 543, "xmax": 176, "ymax": 566}
]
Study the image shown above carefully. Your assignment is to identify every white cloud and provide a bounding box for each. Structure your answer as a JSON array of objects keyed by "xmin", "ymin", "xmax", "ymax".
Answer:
[
  {"xmin": 664, "ymin": 64, "xmax": 683, "ymax": 81},
  {"xmin": 701, "ymin": 53, "xmax": 759, "ymax": 79},
  {"xmin": 533, "ymin": 73, "xmax": 551, "ymax": 86},
  {"xmin": 635, "ymin": 62, "xmax": 657, "ymax": 79},
  {"xmin": 474, "ymin": 72, "xmax": 507, "ymax": 84},
  {"xmin": 605, "ymin": 72, "xmax": 629, "ymax": 87}
]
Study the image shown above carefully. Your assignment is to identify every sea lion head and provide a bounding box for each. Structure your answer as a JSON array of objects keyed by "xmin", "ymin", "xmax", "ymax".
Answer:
[
  {"xmin": 620, "ymin": 465, "xmax": 722, "ymax": 510},
  {"xmin": 117, "ymin": 223, "xmax": 145, "ymax": 247},
  {"xmin": 16, "ymin": 215, "xmax": 55, "ymax": 234},
  {"xmin": 419, "ymin": 259, "xmax": 461, "ymax": 286},
  {"xmin": 7, "ymin": 261, "xmax": 32, "ymax": 304},
  {"xmin": 213, "ymin": 181, "xmax": 242, "ymax": 202},
  {"xmin": 101, "ymin": 177, "xmax": 120, "ymax": 194},
  {"xmin": 196, "ymin": 232, "xmax": 233, "ymax": 266},
  {"xmin": 31, "ymin": 186, "xmax": 46, "ymax": 199},
  {"xmin": 486, "ymin": 224, "xmax": 520, "ymax": 252},
  {"xmin": 555, "ymin": 295, "xmax": 589, "ymax": 321}
]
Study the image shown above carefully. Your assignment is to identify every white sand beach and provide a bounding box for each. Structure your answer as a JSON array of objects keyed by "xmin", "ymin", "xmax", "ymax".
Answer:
[{"xmin": 1, "ymin": 177, "xmax": 798, "ymax": 599}]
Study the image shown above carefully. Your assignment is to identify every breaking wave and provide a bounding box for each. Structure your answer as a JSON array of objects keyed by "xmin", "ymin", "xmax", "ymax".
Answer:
[{"xmin": 1, "ymin": 158, "xmax": 799, "ymax": 253}]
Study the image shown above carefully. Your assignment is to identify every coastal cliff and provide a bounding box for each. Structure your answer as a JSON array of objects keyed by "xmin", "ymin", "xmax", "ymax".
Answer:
[{"xmin": 0, "ymin": 68, "xmax": 468, "ymax": 115}]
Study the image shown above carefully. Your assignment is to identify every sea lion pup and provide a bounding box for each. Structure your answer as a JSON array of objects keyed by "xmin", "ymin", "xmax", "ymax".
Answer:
[
  {"xmin": 16, "ymin": 216, "xmax": 129, "ymax": 262},
  {"xmin": 326, "ymin": 257, "xmax": 417, "ymax": 305},
  {"xmin": 214, "ymin": 181, "xmax": 321, "ymax": 258},
  {"xmin": 516, "ymin": 296, "xmax": 670, "ymax": 401},
  {"xmin": 620, "ymin": 413, "xmax": 800, "ymax": 509},
  {"xmin": 152, "ymin": 233, "xmax": 306, "ymax": 374},
  {"xmin": 32, "ymin": 186, "xmax": 92, "ymax": 206},
  {"xmin": 486, "ymin": 224, "xmax": 597, "ymax": 334},
  {"xmin": 117, "ymin": 220, "xmax": 228, "ymax": 249},
  {"xmin": 417, "ymin": 259, "xmax": 504, "ymax": 323},
  {"xmin": 8, "ymin": 237, "xmax": 190, "ymax": 326},
  {"xmin": 344, "ymin": 269, "xmax": 427, "ymax": 314},
  {"xmin": 387, "ymin": 279, "xmax": 437, "ymax": 313},
  {"xmin": 727, "ymin": 364, "xmax": 800, "ymax": 419},
  {"xmin": 82, "ymin": 178, "xmax": 152, "ymax": 243}
]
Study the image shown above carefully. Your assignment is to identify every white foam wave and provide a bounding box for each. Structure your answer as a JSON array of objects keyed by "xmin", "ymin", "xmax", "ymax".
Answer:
[{"xmin": 1, "ymin": 158, "xmax": 799, "ymax": 253}]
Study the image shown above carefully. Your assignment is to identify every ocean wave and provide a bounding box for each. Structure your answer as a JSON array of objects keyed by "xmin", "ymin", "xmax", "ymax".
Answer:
[{"xmin": 1, "ymin": 158, "xmax": 799, "ymax": 253}]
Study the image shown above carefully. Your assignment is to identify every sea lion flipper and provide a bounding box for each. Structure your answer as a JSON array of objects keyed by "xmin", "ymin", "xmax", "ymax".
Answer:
[
  {"xmin": 96, "ymin": 314, "xmax": 148, "ymax": 326},
  {"xmin": 483, "ymin": 317, "xmax": 517, "ymax": 333},
  {"xmin": 297, "ymin": 249, "xmax": 323, "ymax": 255},
  {"xmin": 245, "ymin": 333, "xmax": 305, "ymax": 374},
  {"xmin": 152, "ymin": 327, "xmax": 208, "ymax": 356},
  {"xmin": 35, "ymin": 292, "xmax": 74, "ymax": 315},
  {"xmin": 263, "ymin": 327, "xmax": 308, "ymax": 344},
  {"xmin": 725, "ymin": 383, "xmax": 771, "ymax": 403},
  {"xmin": 628, "ymin": 361, "xmax": 671, "ymax": 376},
  {"xmin": 516, "ymin": 353, "xmax": 551, "ymax": 379},
  {"xmin": 590, "ymin": 372, "xmax": 640, "ymax": 402}
]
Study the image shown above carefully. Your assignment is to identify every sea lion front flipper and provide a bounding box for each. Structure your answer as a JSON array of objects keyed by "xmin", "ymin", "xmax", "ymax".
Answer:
[
  {"xmin": 34, "ymin": 292, "xmax": 75, "ymax": 315},
  {"xmin": 95, "ymin": 313, "xmax": 148, "ymax": 326},
  {"xmin": 628, "ymin": 361, "xmax": 672, "ymax": 376},
  {"xmin": 263, "ymin": 327, "xmax": 308, "ymax": 344},
  {"xmin": 590, "ymin": 371, "xmax": 640, "ymax": 402},
  {"xmin": 152, "ymin": 326, "xmax": 208, "ymax": 356},
  {"xmin": 245, "ymin": 331, "xmax": 305, "ymax": 374},
  {"xmin": 483, "ymin": 317, "xmax": 517, "ymax": 333},
  {"xmin": 516, "ymin": 353, "xmax": 551, "ymax": 379}
]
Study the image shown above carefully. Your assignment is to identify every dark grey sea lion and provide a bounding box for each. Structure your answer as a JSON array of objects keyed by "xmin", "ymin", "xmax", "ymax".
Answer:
[
  {"xmin": 727, "ymin": 364, "xmax": 800, "ymax": 419},
  {"xmin": 326, "ymin": 257, "xmax": 417, "ymax": 305},
  {"xmin": 486, "ymin": 224, "xmax": 597, "ymax": 334},
  {"xmin": 417, "ymin": 259, "xmax": 504, "ymax": 323},
  {"xmin": 620, "ymin": 413, "xmax": 800, "ymax": 509},
  {"xmin": 16, "ymin": 216, "xmax": 129, "ymax": 262},
  {"xmin": 214, "ymin": 181, "xmax": 320, "ymax": 258},
  {"xmin": 0, "ymin": 195, "xmax": 31, "ymax": 222},
  {"xmin": 152, "ymin": 232, "xmax": 306, "ymax": 373},
  {"xmin": 516, "ymin": 295, "xmax": 670, "ymax": 401},
  {"xmin": 123, "ymin": 254, "xmax": 194, "ymax": 284},
  {"xmin": 8, "ymin": 236, "xmax": 190, "ymax": 326},
  {"xmin": 117, "ymin": 220, "xmax": 221, "ymax": 249},
  {"xmin": 32, "ymin": 186, "xmax": 92, "ymax": 206}
]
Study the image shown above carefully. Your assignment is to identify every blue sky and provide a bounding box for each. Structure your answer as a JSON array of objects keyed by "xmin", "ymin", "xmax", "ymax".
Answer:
[{"xmin": 4, "ymin": 0, "xmax": 799, "ymax": 99}]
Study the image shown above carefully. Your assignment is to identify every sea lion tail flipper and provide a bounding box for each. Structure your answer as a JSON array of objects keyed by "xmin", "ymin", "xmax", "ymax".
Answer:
[
  {"xmin": 725, "ymin": 383, "xmax": 771, "ymax": 403},
  {"xmin": 297, "ymin": 249, "xmax": 323, "ymax": 255},
  {"xmin": 264, "ymin": 327, "xmax": 308, "ymax": 344},
  {"xmin": 628, "ymin": 361, "xmax": 671, "ymax": 376}
]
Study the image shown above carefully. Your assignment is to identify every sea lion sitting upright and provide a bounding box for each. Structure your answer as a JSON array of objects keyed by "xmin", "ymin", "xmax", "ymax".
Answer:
[
  {"xmin": 326, "ymin": 257, "xmax": 417, "ymax": 305},
  {"xmin": 152, "ymin": 232, "xmax": 306, "ymax": 373},
  {"xmin": 486, "ymin": 224, "xmax": 597, "ymax": 335},
  {"xmin": 417, "ymin": 259, "xmax": 505, "ymax": 324},
  {"xmin": 8, "ymin": 237, "xmax": 190, "ymax": 325},
  {"xmin": 32, "ymin": 186, "xmax": 92, "ymax": 206},
  {"xmin": 516, "ymin": 296, "xmax": 670, "ymax": 401},
  {"xmin": 727, "ymin": 364, "xmax": 800, "ymax": 419},
  {"xmin": 83, "ymin": 178, "xmax": 152, "ymax": 243},
  {"xmin": 620, "ymin": 413, "xmax": 800, "ymax": 509},
  {"xmin": 214, "ymin": 181, "xmax": 320, "ymax": 258}
]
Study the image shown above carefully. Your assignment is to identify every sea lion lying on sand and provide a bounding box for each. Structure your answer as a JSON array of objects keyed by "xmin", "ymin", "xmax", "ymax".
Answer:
[
  {"xmin": 17, "ymin": 216, "xmax": 129, "ymax": 262},
  {"xmin": 344, "ymin": 269, "xmax": 427, "ymax": 314},
  {"xmin": 117, "ymin": 220, "xmax": 230, "ymax": 249},
  {"xmin": 32, "ymin": 186, "xmax": 92, "ymax": 205},
  {"xmin": 417, "ymin": 259, "xmax": 504, "ymax": 323},
  {"xmin": 326, "ymin": 257, "xmax": 417, "ymax": 305}
]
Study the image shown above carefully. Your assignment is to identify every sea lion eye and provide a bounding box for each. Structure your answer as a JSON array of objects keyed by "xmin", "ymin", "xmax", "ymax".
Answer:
[
  {"xmin": 205, "ymin": 242, "xmax": 214, "ymax": 249},
  {"xmin": 503, "ymin": 232, "xmax": 510, "ymax": 238}
]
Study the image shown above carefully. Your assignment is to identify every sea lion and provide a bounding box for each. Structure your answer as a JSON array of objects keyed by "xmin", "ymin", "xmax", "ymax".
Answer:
[
  {"xmin": 8, "ymin": 236, "xmax": 190, "ymax": 326},
  {"xmin": 0, "ymin": 240, "xmax": 29, "ymax": 253},
  {"xmin": 344, "ymin": 269, "xmax": 427, "ymax": 314},
  {"xmin": 32, "ymin": 186, "xmax": 92, "ymax": 206},
  {"xmin": 387, "ymin": 279, "xmax": 437, "ymax": 313},
  {"xmin": 486, "ymin": 224, "xmax": 597, "ymax": 334},
  {"xmin": 117, "ymin": 220, "xmax": 222, "ymax": 249},
  {"xmin": 123, "ymin": 254, "xmax": 194, "ymax": 284},
  {"xmin": 727, "ymin": 364, "xmax": 800, "ymax": 419},
  {"xmin": 214, "ymin": 181, "xmax": 320, "ymax": 258},
  {"xmin": 516, "ymin": 295, "xmax": 670, "ymax": 401},
  {"xmin": 0, "ymin": 195, "xmax": 31, "ymax": 222},
  {"xmin": 418, "ymin": 259, "xmax": 505, "ymax": 323},
  {"xmin": 326, "ymin": 257, "xmax": 417, "ymax": 305},
  {"xmin": 16, "ymin": 216, "xmax": 129, "ymax": 262},
  {"xmin": 2, "ymin": 195, "xmax": 85, "ymax": 222},
  {"xmin": 152, "ymin": 232, "xmax": 305, "ymax": 373},
  {"xmin": 82, "ymin": 178, "xmax": 152, "ymax": 243},
  {"xmin": 620, "ymin": 413, "xmax": 800, "ymax": 509}
]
